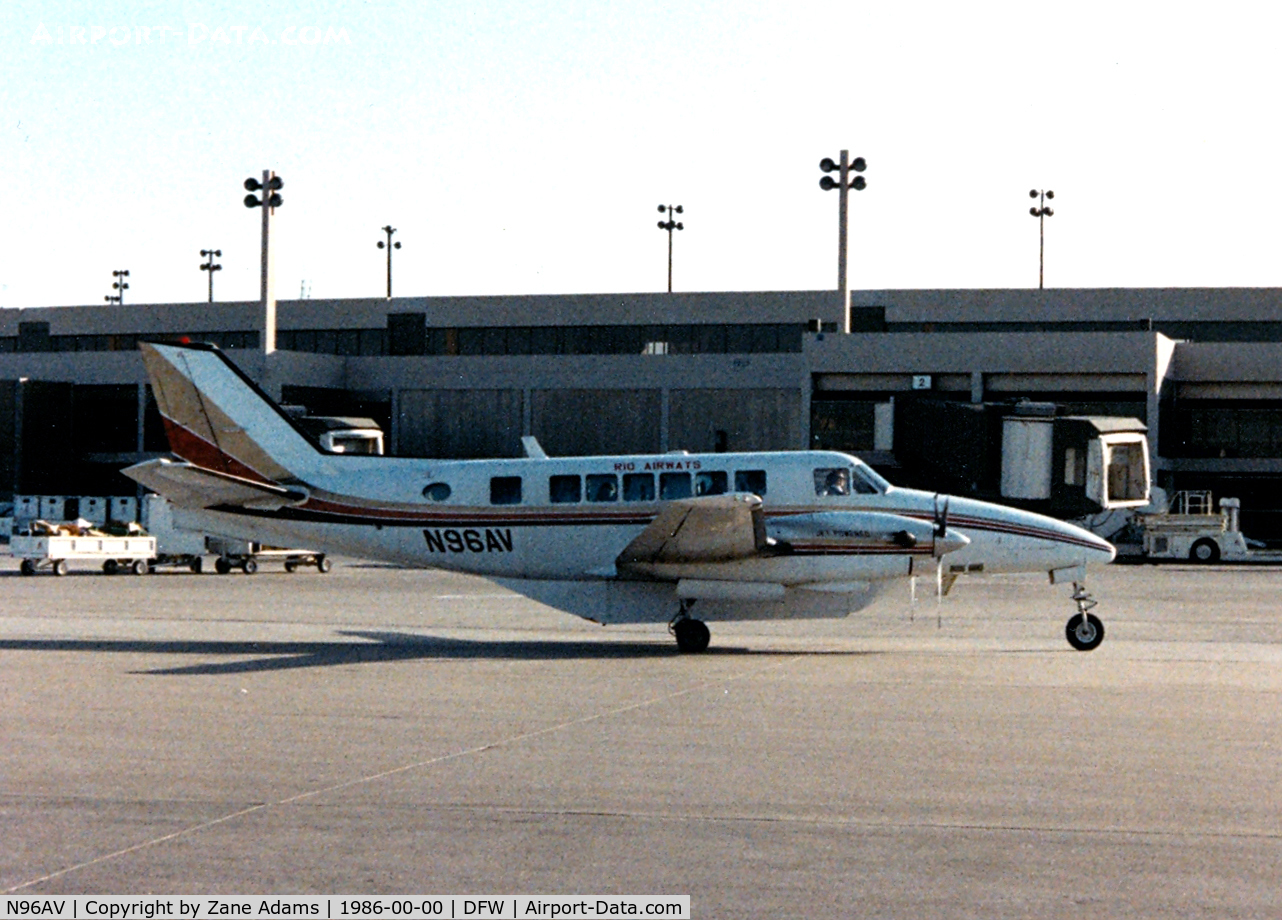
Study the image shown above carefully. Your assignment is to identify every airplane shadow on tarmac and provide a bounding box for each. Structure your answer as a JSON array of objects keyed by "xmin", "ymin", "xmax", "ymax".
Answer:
[{"xmin": 0, "ymin": 630, "xmax": 880, "ymax": 675}]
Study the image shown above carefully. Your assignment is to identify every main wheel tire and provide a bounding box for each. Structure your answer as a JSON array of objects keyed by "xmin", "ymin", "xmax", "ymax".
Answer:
[
  {"xmin": 190, "ymin": 557, "xmax": 203, "ymax": 574},
  {"xmin": 20, "ymin": 559, "xmax": 36, "ymax": 576},
  {"xmin": 284, "ymin": 561, "xmax": 298, "ymax": 573},
  {"xmin": 242, "ymin": 558, "xmax": 258, "ymax": 575},
  {"xmin": 131, "ymin": 559, "xmax": 148, "ymax": 576},
  {"xmin": 1189, "ymin": 538, "xmax": 1220, "ymax": 563},
  {"xmin": 53, "ymin": 559, "xmax": 68, "ymax": 577},
  {"xmin": 214, "ymin": 557, "xmax": 232, "ymax": 575},
  {"xmin": 1066, "ymin": 612, "xmax": 1105, "ymax": 651},
  {"xmin": 103, "ymin": 559, "xmax": 119, "ymax": 575},
  {"xmin": 316, "ymin": 555, "xmax": 332, "ymax": 573},
  {"xmin": 673, "ymin": 618, "xmax": 711, "ymax": 653}
]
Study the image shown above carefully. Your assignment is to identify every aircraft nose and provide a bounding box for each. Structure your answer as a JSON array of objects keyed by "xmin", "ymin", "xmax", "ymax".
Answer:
[
  {"xmin": 1089, "ymin": 532, "xmax": 1118, "ymax": 564},
  {"xmin": 1051, "ymin": 517, "xmax": 1117, "ymax": 565}
]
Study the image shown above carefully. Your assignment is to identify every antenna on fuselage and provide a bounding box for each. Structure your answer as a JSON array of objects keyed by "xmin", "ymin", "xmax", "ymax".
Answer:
[{"xmin": 522, "ymin": 436, "xmax": 548, "ymax": 459}]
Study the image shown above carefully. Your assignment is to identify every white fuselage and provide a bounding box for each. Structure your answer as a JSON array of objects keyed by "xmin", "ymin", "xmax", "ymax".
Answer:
[
  {"xmin": 176, "ymin": 448, "xmax": 1114, "ymax": 623},
  {"xmin": 129, "ymin": 341, "xmax": 1118, "ymax": 640}
]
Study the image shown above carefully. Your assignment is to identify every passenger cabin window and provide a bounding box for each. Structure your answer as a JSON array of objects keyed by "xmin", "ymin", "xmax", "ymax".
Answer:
[
  {"xmin": 660, "ymin": 472, "xmax": 692, "ymax": 500},
  {"xmin": 490, "ymin": 476, "xmax": 522, "ymax": 505},
  {"xmin": 735, "ymin": 469, "xmax": 767, "ymax": 495},
  {"xmin": 549, "ymin": 475, "xmax": 581, "ymax": 503},
  {"xmin": 586, "ymin": 474, "xmax": 618, "ymax": 502},
  {"xmin": 623, "ymin": 473, "xmax": 655, "ymax": 501},
  {"xmin": 422, "ymin": 482, "xmax": 452, "ymax": 501},
  {"xmin": 695, "ymin": 471, "xmax": 728, "ymax": 496}
]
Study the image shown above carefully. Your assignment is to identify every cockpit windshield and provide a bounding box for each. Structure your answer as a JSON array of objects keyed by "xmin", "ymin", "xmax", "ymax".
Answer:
[
  {"xmin": 813, "ymin": 463, "xmax": 888, "ymax": 496},
  {"xmin": 852, "ymin": 463, "xmax": 889, "ymax": 494}
]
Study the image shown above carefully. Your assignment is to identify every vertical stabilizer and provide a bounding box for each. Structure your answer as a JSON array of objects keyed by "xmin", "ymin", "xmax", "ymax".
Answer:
[{"xmin": 141, "ymin": 342, "xmax": 320, "ymax": 484}]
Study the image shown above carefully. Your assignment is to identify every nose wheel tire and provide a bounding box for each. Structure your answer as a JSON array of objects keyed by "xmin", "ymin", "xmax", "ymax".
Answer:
[
  {"xmin": 1066, "ymin": 612, "xmax": 1105, "ymax": 651},
  {"xmin": 673, "ymin": 618, "xmax": 711, "ymax": 654}
]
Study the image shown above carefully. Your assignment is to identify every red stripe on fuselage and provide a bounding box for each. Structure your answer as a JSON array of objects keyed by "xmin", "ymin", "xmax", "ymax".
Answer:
[
  {"xmin": 298, "ymin": 494, "xmax": 655, "ymax": 526},
  {"xmin": 163, "ymin": 418, "xmax": 278, "ymax": 485},
  {"xmin": 892, "ymin": 511, "xmax": 1109, "ymax": 553}
]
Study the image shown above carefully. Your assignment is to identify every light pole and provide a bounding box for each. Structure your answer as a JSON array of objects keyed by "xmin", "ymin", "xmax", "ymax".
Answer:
[
  {"xmin": 657, "ymin": 204, "xmax": 683, "ymax": 293},
  {"xmin": 244, "ymin": 171, "xmax": 283, "ymax": 353},
  {"xmin": 819, "ymin": 151, "xmax": 867, "ymax": 333},
  {"xmin": 377, "ymin": 225, "xmax": 401, "ymax": 299},
  {"xmin": 1029, "ymin": 189, "xmax": 1054, "ymax": 289},
  {"xmin": 199, "ymin": 249, "xmax": 222, "ymax": 303},
  {"xmin": 104, "ymin": 269, "xmax": 130, "ymax": 305}
]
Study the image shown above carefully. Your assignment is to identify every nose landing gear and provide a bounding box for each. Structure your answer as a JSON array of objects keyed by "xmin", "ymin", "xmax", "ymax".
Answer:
[
  {"xmin": 669, "ymin": 600, "xmax": 711, "ymax": 653},
  {"xmin": 1065, "ymin": 583, "xmax": 1105, "ymax": 651}
]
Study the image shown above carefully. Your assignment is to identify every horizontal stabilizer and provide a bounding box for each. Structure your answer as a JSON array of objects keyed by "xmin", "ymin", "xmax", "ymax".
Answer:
[
  {"xmin": 617, "ymin": 493, "xmax": 766, "ymax": 567},
  {"xmin": 122, "ymin": 458, "xmax": 308, "ymax": 511}
]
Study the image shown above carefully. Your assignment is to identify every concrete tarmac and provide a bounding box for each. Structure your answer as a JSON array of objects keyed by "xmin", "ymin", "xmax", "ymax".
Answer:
[{"xmin": 2, "ymin": 556, "xmax": 1281, "ymax": 917}]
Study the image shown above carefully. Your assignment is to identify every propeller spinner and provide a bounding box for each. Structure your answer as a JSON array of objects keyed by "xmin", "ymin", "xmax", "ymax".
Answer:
[
  {"xmin": 932, "ymin": 495, "xmax": 970, "ymax": 557},
  {"xmin": 930, "ymin": 494, "xmax": 971, "ymax": 619}
]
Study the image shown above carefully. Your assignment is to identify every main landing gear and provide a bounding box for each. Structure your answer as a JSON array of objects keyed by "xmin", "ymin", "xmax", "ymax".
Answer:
[
  {"xmin": 1065, "ymin": 582, "xmax": 1105, "ymax": 651},
  {"xmin": 669, "ymin": 600, "xmax": 711, "ymax": 654}
]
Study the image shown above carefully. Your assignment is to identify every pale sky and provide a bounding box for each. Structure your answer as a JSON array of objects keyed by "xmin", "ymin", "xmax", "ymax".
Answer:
[{"xmin": 3, "ymin": 1, "xmax": 1281, "ymax": 310}]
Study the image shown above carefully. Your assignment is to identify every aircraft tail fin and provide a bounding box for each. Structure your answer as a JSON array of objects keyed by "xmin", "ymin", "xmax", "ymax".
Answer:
[{"xmin": 140, "ymin": 341, "xmax": 322, "ymax": 486}]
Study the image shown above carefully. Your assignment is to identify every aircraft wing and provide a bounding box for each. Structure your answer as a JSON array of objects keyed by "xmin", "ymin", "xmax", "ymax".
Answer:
[
  {"xmin": 122, "ymin": 458, "xmax": 307, "ymax": 511},
  {"xmin": 617, "ymin": 493, "xmax": 767, "ymax": 566}
]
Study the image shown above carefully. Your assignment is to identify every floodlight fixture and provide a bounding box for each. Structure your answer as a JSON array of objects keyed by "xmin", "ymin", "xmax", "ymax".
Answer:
[
  {"xmin": 377, "ymin": 225, "xmax": 402, "ymax": 298},
  {"xmin": 1029, "ymin": 188, "xmax": 1055, "ymax": 289},
  {"xmin": 657, "ymin": 204, "xmax": 685, "ymax": 293},
  {"xmin": 818, "ymin": 150, "xmax": 869, "ymax": 332}
]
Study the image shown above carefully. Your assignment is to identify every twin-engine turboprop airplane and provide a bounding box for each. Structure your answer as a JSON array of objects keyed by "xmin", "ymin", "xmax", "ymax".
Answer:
[{"xmin": 124, "ymin": 342, "xmax": 1117, "ymax": 652}]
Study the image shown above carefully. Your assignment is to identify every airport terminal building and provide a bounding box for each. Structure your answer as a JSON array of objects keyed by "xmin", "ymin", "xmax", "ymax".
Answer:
[{"xmin": 4, "ymin": 287, "xmax": 1282, "ymax": 536}]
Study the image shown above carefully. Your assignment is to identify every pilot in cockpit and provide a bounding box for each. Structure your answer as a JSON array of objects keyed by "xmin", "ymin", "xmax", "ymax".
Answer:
[{"xmin": 822, "ymin": 468, "xmax": 850, "ymax": 496}]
